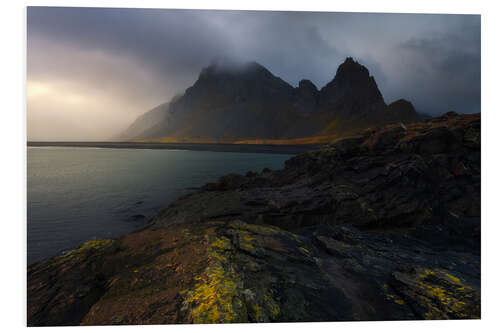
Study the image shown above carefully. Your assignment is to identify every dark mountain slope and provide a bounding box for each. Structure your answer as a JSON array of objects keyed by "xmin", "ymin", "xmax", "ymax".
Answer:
[
  {"xmin": 113, "ymin": 102, "xmax": 171, "ymax": 141},
  {"xmin": 317, "ymin": 57, "xmax": 387, "ymax": 116},
  {"xmin": 137, "ymin": 61, "xmax": 302, "ymax": 140},
  {"xmin": 119, "ymin": 58, "xmax": 421, "ymax": 142}
]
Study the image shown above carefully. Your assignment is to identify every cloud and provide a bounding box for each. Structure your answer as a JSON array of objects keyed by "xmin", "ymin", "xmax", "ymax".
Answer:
[
  {"xmin": 27, "ymin": 7, "xmax": 480, "ymax": 140},
  {"xmin": 27, "ymin": 38, "xmax": 179, "ymax": 140},
  {"xmin": 393, "ymin": 16, "xmax": 480, "ymax": 114}
]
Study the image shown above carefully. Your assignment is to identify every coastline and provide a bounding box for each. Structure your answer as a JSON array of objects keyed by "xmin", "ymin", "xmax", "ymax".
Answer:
[
  {"xmin": 27, "ymin": 113, "xmax": 481, "ymax": 325},
  {"xmin": 27, "ymin": 141, "xmax": 322, "ymax": 155},
  {"xmin": 27, "ymin": 147, "xmax": 293, "ymax": 265}
]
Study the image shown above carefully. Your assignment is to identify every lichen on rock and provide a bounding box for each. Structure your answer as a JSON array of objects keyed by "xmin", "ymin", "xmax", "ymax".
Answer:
[
  {"xmin": 390, "ymin": 266, "xmax": 480, "ymax": 319},
  {"xmin": 27, "ymin": 113, "xmax": 481, "ymax": 325},
  {"xmin": 180, "ymin": 222, "xmax": 284, "ymax": 323}
]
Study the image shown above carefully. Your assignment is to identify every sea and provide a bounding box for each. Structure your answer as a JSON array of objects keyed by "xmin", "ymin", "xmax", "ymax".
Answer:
[{"xmin": 27, "ymin": 146, "xmax": 294, "ymax": 265}]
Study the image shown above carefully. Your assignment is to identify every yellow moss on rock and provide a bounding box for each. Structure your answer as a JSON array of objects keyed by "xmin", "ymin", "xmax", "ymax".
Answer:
[
  {"xmin": 394, "ymin": 267, "xmax": 480, "ymax": 319},
  {"xmin": 232, "ymin": 221, "xmax": 280, "ymax": 235},
  {"xmin": 236, "ymin": 230, "xmax": 257, "ymax": 253},
  {"xmin": 290, "ymin": 233, "xmax": 302, "ymax": 243},
  {"xmin": 181, "ymin": 226, "xmax": 283, "ymax": 324},
  {"xmin": 299, "ymin": 247, "xmax": 310, "ymax": 255},
  {"xmin": 263, "ymin": 293, "xmax": 280, "ymax": 317},
  {"xmin": 252, "ymin": 304, "xmax": 265, "ymax": 322},
  {"xmin": 181, "ymin": 234, "xmax": 248, "ymax": 323},
  {"xmin": 182, "ymin": 262, "xmax": 247, "ymax": 323},
  {"xmin": 385, "ymin": 293, "xmax": 406, "ymax": 305},
  {"xmin": 210, "ymin": 236, "xmax": 232, "ymax": 251},
  {"xmin": 65, "ymin": 239, "xmax": 113, "ymax": 256}
]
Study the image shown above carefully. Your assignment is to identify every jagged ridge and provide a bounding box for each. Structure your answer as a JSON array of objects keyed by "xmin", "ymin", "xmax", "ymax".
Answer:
[{"xmin": 119, "ymin": 58, "xmax": 421, "ymax": 142}]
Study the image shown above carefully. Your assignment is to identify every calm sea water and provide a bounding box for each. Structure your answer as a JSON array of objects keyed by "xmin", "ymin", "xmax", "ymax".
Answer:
[{"xmin": 27, "ymin": 147, "xmax": 292, "ymax": 265}]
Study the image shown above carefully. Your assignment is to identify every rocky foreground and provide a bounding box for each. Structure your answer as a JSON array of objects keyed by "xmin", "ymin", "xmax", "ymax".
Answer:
[{"xmin": 28, "ymin": 112, "xmax": 480, "ymax": 325}]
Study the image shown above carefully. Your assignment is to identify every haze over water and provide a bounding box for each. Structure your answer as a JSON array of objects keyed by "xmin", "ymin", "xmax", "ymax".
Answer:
[{"xmin": 27, "ymin": 147, "xmax": 292, "ymax": 264}]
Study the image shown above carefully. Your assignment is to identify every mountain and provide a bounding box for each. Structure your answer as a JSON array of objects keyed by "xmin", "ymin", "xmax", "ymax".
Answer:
[
  {"xmin": 418, "ymin": 112, "xmax": 434, "ymax": 120},
  {"xmin": 113, "ymin": 102, "xmax": 171, "ymax": 141},
  {"xmin": 133, "ymin": 60, "xmax": 300, "ymax": 141},
  {"xmin": 317, "ymin": 57, "xmax": 386, "ymax": 116},
  {"xmin": 28, "ymin": 113, "xmax": 480, "ymax": 325},
  {"xmin": 118, "ymin": 57, "xmax": 421, "ymax": 142}
]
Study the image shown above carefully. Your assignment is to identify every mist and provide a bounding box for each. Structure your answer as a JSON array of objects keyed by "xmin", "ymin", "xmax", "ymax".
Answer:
[{"xmin": 27, "ymin": 7, "xmax": 480, "ymax": 141}]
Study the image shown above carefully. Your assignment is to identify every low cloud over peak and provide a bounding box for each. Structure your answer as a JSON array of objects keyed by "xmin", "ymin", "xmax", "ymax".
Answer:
[{"xmin": 27, "ymin": 7, "xmax": 480, "ymax": 141}]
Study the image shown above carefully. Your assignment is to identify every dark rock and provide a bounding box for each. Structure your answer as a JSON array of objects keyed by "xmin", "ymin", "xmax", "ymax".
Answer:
[
  {"xmin": 27, "ymin": 239, "xmax": 118, "ymax": 326},
  {"xmin": 246, "ymin": 171, "xmax": 258, "ymax": 177},
  {"xmin": 131, "ymin": 214, "xmax": 146, "ymax": 221},
  {"xmin": 291, "ymin": 79, "xmax": 319, "ymax": 116},
  {"xmin": 444, "ymin": 111, "xmax": 459, "ymax": 117},
  {"xmin": 28, "ymin": 113, "xmax": 480, "ymax": 325},
  {"xmin": 385, "ymin": 99, "xmax": 421, "ymax": 124},
  {"xmin": 152, "ymin": 113, "xmax": 480, "ymax": 234},
  {"xmin": 317, "ymin": 57, "xmax": 387, "ymax": 117},
  {"xmin": 28, "ymin": 220, "xmax": 480, "ymax": 325},
  {"xmin": 118, "ymin": 57, "xmax": 420, "ymax": 142},
  {"xmin": 201, "ymin": 173, "xmax": 248, "ymax": 191},
  {"xmin": 389, "ymin": 266, "xmax": 480, "ymax": 319}
]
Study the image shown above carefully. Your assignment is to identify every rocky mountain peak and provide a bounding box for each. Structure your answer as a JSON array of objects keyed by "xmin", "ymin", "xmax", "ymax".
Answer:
[
  {"xmin": 119, "ymin": 57, "xmax": 421, "ymax": 141},
  {"xmin": 198, "ymin": 58, "xmax": 274, "ymax": 81},
  {"xmin": 387, "ymin": 99, "xmax": 416, "ymax": 112},
  {"xmin": 385, "ymin": 99, "xmax": 421, "ymax": 124},
  {"xmin": 298, "ymin": 79, "xmax": 318, "ymax": 92},
  {"xmin": 334, "ymin": 57, "xmax": 371, "ymax": 81},
  {"xmin": 180, "ymin": 58, "xmax": 294, "ymax": 111},
  {"xmin": 292, "ymin": 80, "xmax": 319, "ymax": 117},
  {"xmin": 317, "ymin": 57, "xmax": 386, "ymax": 116}
]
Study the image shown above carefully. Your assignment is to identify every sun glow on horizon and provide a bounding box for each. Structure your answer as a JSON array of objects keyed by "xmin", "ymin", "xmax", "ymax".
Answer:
[{"xmin": 27, "ymin": 81, "xmax": 51, "ymax": 99}]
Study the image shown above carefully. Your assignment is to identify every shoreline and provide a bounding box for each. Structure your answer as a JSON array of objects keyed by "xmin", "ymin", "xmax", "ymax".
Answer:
[
  {"xmin": 27, "ymin": 145, "xmax": 293, "ymax": 264},
  {"xmin": 27, "ymin": 113, "xmax": 481, "ymax": 324},
  {"xmin": 27, "ymin": 141, "xmax": 322, "ymax": 155}
]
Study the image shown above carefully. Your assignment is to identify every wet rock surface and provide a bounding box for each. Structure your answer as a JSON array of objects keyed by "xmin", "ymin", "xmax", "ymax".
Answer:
[
  {"xmin": 27, "ymin": 113, "xmax": 480, "ymax": 325},
  {"xmin": 150, "ymin": 112, "xmax": 480, "ymax": 233},
  {"xmin": 27, "ymin": 221, "xmax": 480, "ymax": 325}
]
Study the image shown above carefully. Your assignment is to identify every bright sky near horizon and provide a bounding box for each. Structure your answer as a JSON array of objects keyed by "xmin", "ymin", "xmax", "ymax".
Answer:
[{"xmin": 27, "ymin": 7, "xmax": 480, "ymax": 141}]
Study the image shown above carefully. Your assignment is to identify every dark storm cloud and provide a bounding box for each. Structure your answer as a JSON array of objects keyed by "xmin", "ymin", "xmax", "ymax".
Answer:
[
  {"xmin": 28, "ymin": 8, "xmax": 232, "ymax": 93},
  {"xmin": 27, "ymin": 7, "xmax": 480, "ymax": 140},
  {"xmin": 207, "ymin": 11, "xmax": 343, "ymax": 86},
  {"xmin": 395, "ymin": 19, "xmax": 481, "ymax": 114}
]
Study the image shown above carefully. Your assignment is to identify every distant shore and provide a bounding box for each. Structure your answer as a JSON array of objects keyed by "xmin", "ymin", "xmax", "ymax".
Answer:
[
  {"xmin": 27, "ymin": 141, "xmax": 322, "ymax": 155},
  {"xmin": 28, "ymin": 113, "xmax": 481, "ymax": 325}
]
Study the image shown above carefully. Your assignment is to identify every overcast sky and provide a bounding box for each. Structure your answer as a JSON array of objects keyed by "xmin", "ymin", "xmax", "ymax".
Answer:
[{"xmin": 27, "ymin": 7, "xmax": 480, "ymax": 141}]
